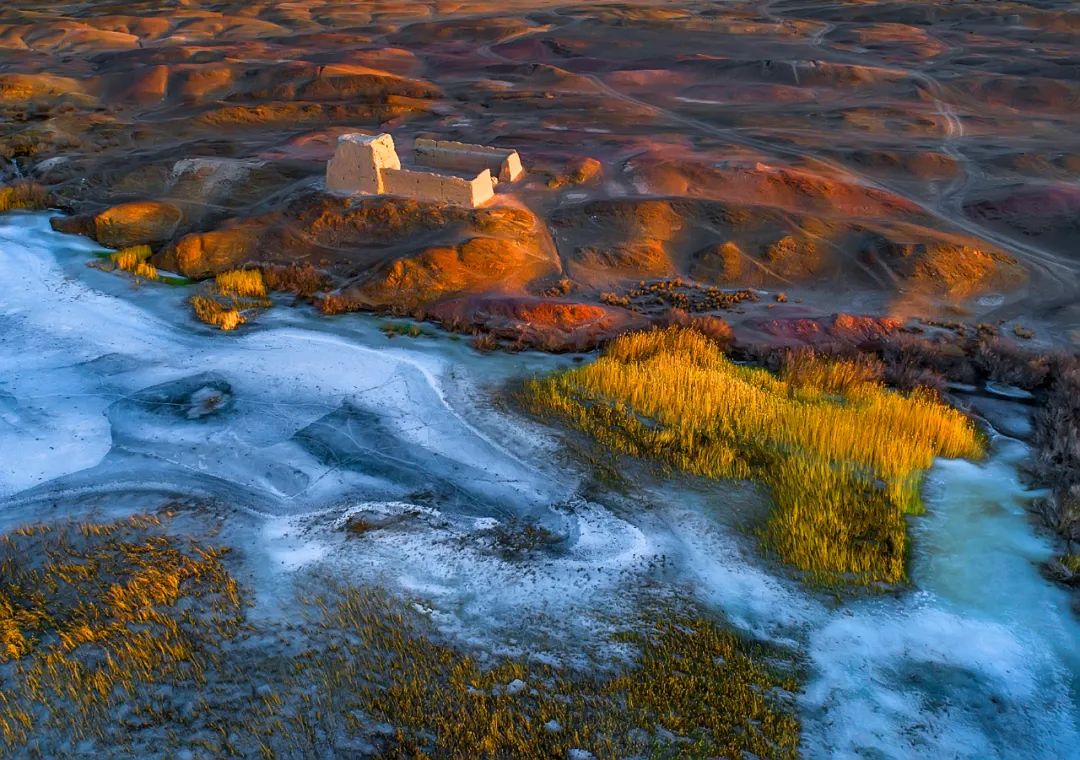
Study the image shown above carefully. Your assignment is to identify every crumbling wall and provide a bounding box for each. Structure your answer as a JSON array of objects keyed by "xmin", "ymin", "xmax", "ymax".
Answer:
[
  {"xmin": 382, "ymin": 167, "xmax": 495, "ymax": 207},
  {"xmin": 326, "ymin": 133, "xmax": 400, "ymax": 194},
  {"xmin": 326, "ymin": 132, "xmax": 512, "ymax": 207},
  {"xmin": 414, "ymin": 138, "xmax": 524, "ymax": 183}
]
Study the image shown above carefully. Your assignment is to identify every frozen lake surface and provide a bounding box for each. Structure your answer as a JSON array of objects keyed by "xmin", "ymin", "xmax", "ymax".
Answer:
[{"xmin": 1, "ymin": 212, "xmax": 1077, "ymax": 758}]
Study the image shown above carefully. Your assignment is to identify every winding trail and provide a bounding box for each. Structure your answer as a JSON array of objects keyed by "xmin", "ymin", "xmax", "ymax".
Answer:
[{"xmin": 471, "ymin": 3, "xmax": 1078, "ymax": 324}]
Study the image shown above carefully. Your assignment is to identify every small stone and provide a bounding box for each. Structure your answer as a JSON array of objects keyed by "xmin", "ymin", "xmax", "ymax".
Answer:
[{"xmin": 505, "ymin": 678, "xmax": 527, "ymax": 695}]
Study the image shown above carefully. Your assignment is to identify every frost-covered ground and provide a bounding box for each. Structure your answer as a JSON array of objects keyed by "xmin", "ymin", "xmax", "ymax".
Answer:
[{"xmin": 1, "ymin": 212, "xmax": 1077, "ymax": 758}]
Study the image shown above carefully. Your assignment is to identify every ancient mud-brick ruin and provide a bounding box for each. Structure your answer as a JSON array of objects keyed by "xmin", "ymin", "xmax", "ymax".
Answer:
[{"xmin": 325, "ymin": 133, "xmax": 524, "ymax": 208}]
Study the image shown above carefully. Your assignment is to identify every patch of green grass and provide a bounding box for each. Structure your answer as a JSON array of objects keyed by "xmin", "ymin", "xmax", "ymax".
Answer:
[{"xmin": 380, "ymin": 320, "xmax": 429, "ymax": 339}]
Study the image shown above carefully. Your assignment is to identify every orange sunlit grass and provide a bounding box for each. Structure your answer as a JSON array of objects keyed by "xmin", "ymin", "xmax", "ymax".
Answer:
[
  {"xmin": 215, "ymin": 269, "xmax": 267, "ymax": 298},
  {"xmin": 1, "ymin": 517, "xmax": 799, "ymax": 758},
  {"xmin": 109, "ymin": 244, "xmax": 158, "ymax": 280},
  {"xmin": 188, "ymin": 269, "xmax": 270, "ymax": 330},
  {"xmin": 257, "ymin": 584, "xmax": 800, "ymax": 759},
  {"xmin": 0, "ymin": 183, "xmax": 49, "ymax": 213},
  {"xmin": 189, "ymin": 294, "xmax": 244, "ymax": 330}
]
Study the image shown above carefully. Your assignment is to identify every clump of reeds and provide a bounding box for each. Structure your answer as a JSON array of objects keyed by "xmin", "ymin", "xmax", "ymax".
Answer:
[
  {"xmin": 0, "ymin": 514, "xmax": 242, "ymax": 751},
  {"xmin": 190, "ymin": 294, "xmax": 244, "ymax": 331},
  {"xmin": 381, "ymin": 321, "xmax": 426, "ymax": 339},
  {"xmin": 109, "ymin": 244, "xmax": 158, "ymax": 280},
  {"xmin": 778, "ymin": 347, "xmax": 883, "ymax": 396},
  {"xmin": 215, "ymin": 269, "xmax": 266, "ymax": 298},
  {"xmin": 521, "ymin": 326, "xmax": 986, "ymax": 584},
  {"xmin": 471, "ymin": 332, "xmax": 499, "ymax": 352},
  {"xmin": 187, "ymin": 269, "xmax": 273, "ymax": 331},
  {"xmin": 0, "ymin": 183, "xmax": 49, "ymax": 213}
]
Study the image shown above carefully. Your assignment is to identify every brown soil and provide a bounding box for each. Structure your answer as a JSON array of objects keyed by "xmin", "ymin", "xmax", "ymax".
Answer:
[{"xmin": 0, "ymin": 0, "xmax": 1075, "ymax": 343}]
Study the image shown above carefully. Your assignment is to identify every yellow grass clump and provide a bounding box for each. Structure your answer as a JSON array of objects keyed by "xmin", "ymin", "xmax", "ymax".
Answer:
[
  {"xmin": 0, "ymin": 183, "xmax": 49, "ymax": 213},
  {"xmin": 187, "ymin": 269, "xmax": 270, "ymax": 330},
  {"xmin": 190, "ymin": 294, "xmax": 245, "ymax": 331},
  {"xmin": 0, "ymin": 515, "xmax": 242, "ymax": 750},
  {"xmin": 215, "ymin": 269, "xmax": 267, "ymax": 298},
  {"xmin": 522, "ymin": 327, "xmax": 985, "ymax": 584},
  {"xmin": 109, "ymin": 244, "xmax": 158, "ymax": 280}
]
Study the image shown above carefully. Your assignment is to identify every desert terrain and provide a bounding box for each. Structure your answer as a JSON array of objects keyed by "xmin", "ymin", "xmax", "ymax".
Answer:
[
  {"xmin": 1, "ymin": 1, "xmax": 1079, "ymax": 758},
  {"xmin": 2, "ymin": 0, "xmax": 1078, "ymax": 344}
]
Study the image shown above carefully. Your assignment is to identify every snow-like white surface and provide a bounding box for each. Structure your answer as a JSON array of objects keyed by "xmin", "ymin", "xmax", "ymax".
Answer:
[{"xmin": 1, "ymin": 212, "xmax": 1077, "ymax": 758}]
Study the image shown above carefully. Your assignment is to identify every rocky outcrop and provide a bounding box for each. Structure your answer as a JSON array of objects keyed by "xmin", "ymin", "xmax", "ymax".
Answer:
[
  {"xmin": 51, "ymin": 201, "xmax": 183, "ymax": 248},
  {"xmin": 325, "ymin": 235, "xmax": 558, "ymax": 312},
  {"xmin": 92, "ymin": 201, "xmax": 184, "ymax": 248},
  {"xmin": 552, "ymin": 199, "xmax": 689, "ymax": 285},
  {"xmin": 690, "ymin": 241, "xmax": 745, "ymax": 283},
  {"xmin": 152, "ymin": 194, "xmax": 558, "ymax": 310},
  {"xmin": 162, "ymin": 225, "xmax": 263, "ymax": 279},
  {"xmin": 552, "ymin": 198, "xmax": 841, "ymax": 287},
  {"xmin": 763, "ymin": 234, "xmax": 825, "ymax": 280}
]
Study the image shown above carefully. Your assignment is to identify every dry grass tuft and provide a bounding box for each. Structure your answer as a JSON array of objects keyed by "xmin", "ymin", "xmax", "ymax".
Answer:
[
  {"xmin": 0, "ymin": 514, "xmax": 242, "ymax": 751},
  {"xmin": 471, "ymin": 332, "xmax": 499, "ymax": 352},
  {"xmin": 778, "ymin": 347, "xmax": 884, "ymax": 396},
  {"xmin": 190, "ymin": 294, "xmax": 244, "ymax": 331},
  {"xmin": 109, "ymin": 245, "xmax": 158, "ymax": 280},
  {"xmin": 0, "ymin": 183, "xmax": 49, "ymax": 213},
  {"xmin": 215, "ymin": 269, "xmax": 267, "ymax": 298},
  {"xmin": 260, "ymin": 263, "xmax": 330, "ymax": 298},
  {"xmin": 522, "ymin": 327, "xmax": 985, "ymax": 584},
  {"xmin": 187, "ymin": 269, "xmax": 271, "ymax": 329}
]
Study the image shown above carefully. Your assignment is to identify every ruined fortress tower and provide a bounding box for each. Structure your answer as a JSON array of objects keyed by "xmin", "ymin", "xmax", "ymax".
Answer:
[{"xmin": 326, "ymin": 133, "xmax": 524, "ymax": 208}]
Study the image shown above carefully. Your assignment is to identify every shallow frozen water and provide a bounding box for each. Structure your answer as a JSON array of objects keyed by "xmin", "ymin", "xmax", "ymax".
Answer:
[{"xmin": 1, "ymin": 212, "xmax": 1077, "ymax": 758}]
